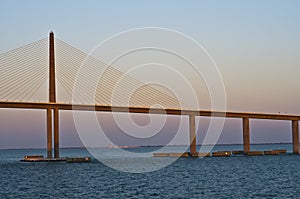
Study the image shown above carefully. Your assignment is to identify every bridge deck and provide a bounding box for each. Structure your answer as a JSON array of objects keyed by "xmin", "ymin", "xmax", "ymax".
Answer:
[{"xmin": 0, "ymin": 101, "xmax": 299, "ymax": 121}]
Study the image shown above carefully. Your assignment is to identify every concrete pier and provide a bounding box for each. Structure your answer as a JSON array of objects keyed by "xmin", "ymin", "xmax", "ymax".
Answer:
[
  {"xmin": 292, "ymin": 120, "xmax": 299, "ymax": 154},
  {"xmin": 243, "ymin": 117, "xmax": 250, "ymax": 153},
  {"xmin": 189, "ymin": 114, "xmax": 196, "ymax": 155},
  {"xmin": 54, "ymin": 108, "xmax": 59, "ymax": 158},
  {"xmin": 47, "ymin": 108, "xmax": 52, "ymax": 158}
]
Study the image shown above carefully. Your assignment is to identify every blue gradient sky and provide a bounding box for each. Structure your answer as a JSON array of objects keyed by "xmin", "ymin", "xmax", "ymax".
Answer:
[{"xmin": 0, "ymin": 1, "xmax": 299, "ymax": 148}]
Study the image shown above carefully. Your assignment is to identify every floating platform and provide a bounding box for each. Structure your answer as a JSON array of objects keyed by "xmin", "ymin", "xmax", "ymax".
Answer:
[{"xmin": 21, "ymin": 155, "xmax": 91, "ymax": 163}]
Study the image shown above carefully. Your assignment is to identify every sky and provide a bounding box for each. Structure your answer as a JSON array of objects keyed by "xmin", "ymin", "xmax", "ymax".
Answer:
[{"xmin": 0, "ymin": 0, "xmax": 299, "ymax": 149}]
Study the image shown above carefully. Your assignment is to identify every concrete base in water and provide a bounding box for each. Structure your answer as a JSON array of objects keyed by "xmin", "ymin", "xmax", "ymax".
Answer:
[
  {"xmin": 245, "ymin": 151, "xmax": 264, "ymax": 156},
  {"xmin": 212, "ymin": 151, "xmax": 231, "ymax": 157},
  {"xmin": 232, "ymin": 150, "xmax": 244, "ymax": 155},
  {"xmin": 273, "ymin": 149, "xmax": 287, "ymax": 154},
  {"xmin": 22, "ymin": 157, "xmax": 66, "ymax": 162},
  {"xmin": 66, "ymin": 157, "xmax": 91, "ymax": 163},
  {"xmin": 170, "ymin": 153, "xmax": 189, "ymax": 157},
  {"xmin": 153, "ymin": 152, "xmax": 189, "ymax": 158},
  {"xmin": 191, "ymin": 152, "xmax": 211, "ymax": 157},
  {"xmin": 246, "ymin": 149, "xmax": 287, "ymax": 156},
  {"xmin": 153, "ymin": 149, "xmax": 289, "ymax": 158},
  {"xmin": 21, "ymin": 155, "xmax": 91, "ymax": 163},
  {"xmin": 153, "ymin": 151, "xmax": 231, "ymax": 158},
  {"xmin": 264, "ymin": 150, "xmax": 280, "ymax": 155},
  {"xmin": 153, "ymin": 153, "xmax": 170, "ymax": 157}
]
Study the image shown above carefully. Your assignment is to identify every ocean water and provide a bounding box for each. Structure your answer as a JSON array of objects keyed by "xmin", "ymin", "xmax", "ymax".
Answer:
[{"xmin": 0, "ymin": 144, "xmax": 300, "ymax": 198}]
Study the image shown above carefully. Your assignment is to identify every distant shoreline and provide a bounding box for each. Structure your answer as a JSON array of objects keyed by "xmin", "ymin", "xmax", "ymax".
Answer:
[{"xmin": 0, "ymin": 142, "xmax": 294, "ymax": 151}]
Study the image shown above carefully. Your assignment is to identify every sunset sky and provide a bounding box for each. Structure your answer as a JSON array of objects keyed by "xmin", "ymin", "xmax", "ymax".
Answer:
[{"xmin": 0, "ymin": 0, "xmax": 299, "ymax": 149}]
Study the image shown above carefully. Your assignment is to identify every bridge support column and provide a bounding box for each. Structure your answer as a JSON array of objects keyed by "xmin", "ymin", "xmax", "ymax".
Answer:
[
  {"xmin": 48, "ymin": 31, "xmax": 59, "ymax": 158},
  {"xmin": 189, "ymin": 114, "xmax": 196, "ymax": 155},
  {"xmin": 54, "ymin": 108, "xmax": 59, "ymax": 158},
  {"xmin": 243, "ymin": 117, "xmax": 250, "ymax": 153},
  {"xmin": 292, "ymin": 120, "xmax": 299, "ymax": 154},
  {"xmin": 47, "ymin": 108, "xmax": 52, "ymax": 158}
]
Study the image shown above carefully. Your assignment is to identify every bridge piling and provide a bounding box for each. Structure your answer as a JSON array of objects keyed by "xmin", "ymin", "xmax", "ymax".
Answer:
[
  {"xmin": 189, "ymin": 114, "xmax": 196, "ymax": 155},
  {"xmin": 243, "ymin": 117, "xmax": 250, "ymax": 153},
  {"xmin": 292, "ymin": 120, "xmax": 299, "ymax": 154},
  {"xmin": 54, "ymin": 108, "xmax": 59, "ymax": 158},
  {"xmin": 47, "ymin": 108, "xmax": 52, "ymax": 158}
]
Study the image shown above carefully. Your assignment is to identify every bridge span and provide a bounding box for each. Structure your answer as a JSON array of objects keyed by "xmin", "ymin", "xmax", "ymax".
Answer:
[{"xmin": 0, "ymin": 100, "xmax": 299, "ymax": 156}]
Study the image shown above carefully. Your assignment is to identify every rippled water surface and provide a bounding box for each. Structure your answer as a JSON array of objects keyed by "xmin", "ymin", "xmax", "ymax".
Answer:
[{"xmin": 0, "ymin": 144, "xmax": 300, "ymax": 198}]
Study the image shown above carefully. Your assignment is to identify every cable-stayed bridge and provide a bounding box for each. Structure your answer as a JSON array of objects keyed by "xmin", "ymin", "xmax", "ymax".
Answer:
[{"xmin": 0, "ymin": 32, "xmax": 299, "ymax": 158}]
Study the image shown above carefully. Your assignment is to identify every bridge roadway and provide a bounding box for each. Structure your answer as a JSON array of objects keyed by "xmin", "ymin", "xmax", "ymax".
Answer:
[
  {"xmin": 1, "ymin": 101, "xmax": 300, "ymax": 120},
  {"xmin": 0, "ymin": 100, "xmax": 299, "ymax": 157}
]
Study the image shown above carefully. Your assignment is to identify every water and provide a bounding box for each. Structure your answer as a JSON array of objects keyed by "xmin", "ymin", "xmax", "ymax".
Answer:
[{"xmin": 0, "ymin": 144, "xmax": 300, "ymax": 198}]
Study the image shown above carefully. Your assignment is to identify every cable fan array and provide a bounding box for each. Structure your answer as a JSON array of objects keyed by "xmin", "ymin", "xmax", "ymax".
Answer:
[
  {"xmin": 55, "ymin": 39, "xmax": 184, "ymax": 109},
  {"xmin": 0, "ymin": 37, "xmax": 189, "ymax": 110},
  {"xmin": 0, "ymin": 38, "xmax": 49, "ymax": 102}
]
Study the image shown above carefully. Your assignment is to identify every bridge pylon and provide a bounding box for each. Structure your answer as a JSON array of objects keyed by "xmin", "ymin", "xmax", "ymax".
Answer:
[{"xmin": 47, "ymin": 31, "xmax": 59, "ymax": 158}]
